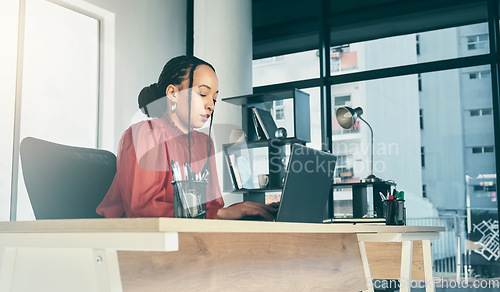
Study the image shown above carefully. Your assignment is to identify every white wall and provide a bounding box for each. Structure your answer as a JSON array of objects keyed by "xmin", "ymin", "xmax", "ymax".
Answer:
[{"xmin": 84, "ymin": 0, "xmax": 187, "ymax": 151}]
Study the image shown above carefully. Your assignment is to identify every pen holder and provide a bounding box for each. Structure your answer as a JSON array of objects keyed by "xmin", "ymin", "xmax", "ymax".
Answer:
[
  {"xmin": 172, "ymin": 180, "xmax": 207, "ymax": 219},
  {"xmin": 383, "ymin": 199, "xmax": 406, "ymax": 225}
]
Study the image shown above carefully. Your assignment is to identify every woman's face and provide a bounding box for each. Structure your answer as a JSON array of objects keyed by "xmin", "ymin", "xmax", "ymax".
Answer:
[{"xmin": 171, "ymin": 65, "xmax": 219, "ymax": 132}]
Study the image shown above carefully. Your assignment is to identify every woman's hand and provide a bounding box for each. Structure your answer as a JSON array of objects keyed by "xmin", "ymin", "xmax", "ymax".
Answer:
[{"xmin": 216, "ymin": 201, "xmax": 279, "ymax": 220}]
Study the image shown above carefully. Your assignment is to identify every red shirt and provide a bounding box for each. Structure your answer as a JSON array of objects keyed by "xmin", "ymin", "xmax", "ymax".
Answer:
[{"xmin": 96, "ymin": 114, "xmax": 224, "ymax": 218}]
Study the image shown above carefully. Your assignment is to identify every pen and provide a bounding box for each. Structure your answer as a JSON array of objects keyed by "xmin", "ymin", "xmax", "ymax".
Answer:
[
  {"xmin": 171, "ymin": 160, "xmax": 178, "ymax": 181},
  {"xmin": 175, "ymin": 162, "xmax": 182, "ymax": 181},
  {"xmin": 202, "ymin": 170, "xmax": 210, "ymax": 181},
  {"xmin": 187, "ymin": 164, "xmax": 194, "ymax": 181},
  {"xmin": 183, "ymin": 163, "xmax": 188, "ymax": 180}
]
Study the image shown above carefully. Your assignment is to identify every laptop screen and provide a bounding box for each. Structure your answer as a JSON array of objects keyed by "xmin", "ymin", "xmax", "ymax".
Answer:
[{"xmin": 276, "ymin": 144, "xmax": 337, "ymax": 223}]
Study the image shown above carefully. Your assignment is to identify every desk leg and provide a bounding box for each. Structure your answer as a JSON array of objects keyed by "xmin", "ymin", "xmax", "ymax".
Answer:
[
  {"xmin": 0, "ymin": 248, "xmax": 17, "ymax": 292},
  {"xmin": 358, "ymin": 242, "xmax": 374, "ymax": 292},
  {"xmin": 400, "ymin": 240, "xmax": 413, "ymax": 292},
  {"xmin": 422, "ymin": 240, "xmax": 435, "ymax": 292},
  {"xmin": 93, "ymin": 249, "xmax": 123, "ymax": 292}
]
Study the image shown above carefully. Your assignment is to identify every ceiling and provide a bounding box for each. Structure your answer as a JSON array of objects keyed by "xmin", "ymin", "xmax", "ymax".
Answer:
[{"xmin": 252, "ymin": 0, "xmax": 488, "ymax": 59}]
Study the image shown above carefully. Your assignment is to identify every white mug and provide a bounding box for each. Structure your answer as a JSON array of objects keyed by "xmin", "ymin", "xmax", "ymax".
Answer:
[{"xmin": 258, "ymin": 174, "xmax": 269, "ymax": 188}]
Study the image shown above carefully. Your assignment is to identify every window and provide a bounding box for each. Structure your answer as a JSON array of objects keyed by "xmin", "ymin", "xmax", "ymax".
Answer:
[
  {"xmin": 273, "ymin": 99, "xmax": 285, "ymax": 121},
  {"xmin": 472, "ymin": 146, "xmax": 494, "ymax": 154},
  {"xmin": 421, "ymin": 147, "xmax": 425, "ymax": 167},
  {"xmin": 15, "ymin": 0, "xmax": 102, "ymax": 220},
  {"xmin": 473, "ymin": 183, "xmax": 496, "ymax": 192},
  {"xmin": 470, "ymin": 108, "xmax": 493, "ymax": 116},
  {"xmin": 467, "ymin": 34, "xmax": 488, "ymax": 50},
  {"xmin": 253, "ymin": 56, "xmax": 285, "ymax": 66},
  {"xmin": 275, "ymin": 108, "xmax": 285, "ymax": 120},
  {"xmin": 469, "ymin": 71, "xmax": 491, "ymax": 79},
  {"xmin": 470, "ymin": 109, "xmax": 481, "ymax": 116},
  {"xmin": 254, "ymin": 5, "xmax": 498, "ymax": 282},
  {"xmin": 252, "ymin": 50, "xmax": 319, "ymax": 86},
  {"xmin": 472, "ymin": 147, "xmax": 483, "ymax": 153},
  {"xmin": 482, "ymin": 108, "xmax": 492, "ymax": 115},
  {"xmin": 329, "ymin": 24, "xmax": 489, "ymax": 74},
  {"xmin": 484, "ymin": 146, "xmax": 494, "ymax": 153},
  {"xmin": 474, "ymin": 185, "xmax": 484, "ymax": 192},
  {"xmin": 419, "ymin": 109, "xmax": 424, "ymax": 130},
  {"xmin": 485, "ymin": 184, "xmax": 497, "ymax": 192},
  {"xmin": 330, "ymin": 45, "xmax": 357, "ymax": 74},
  {"xmin": 334, "ymin": 95, "xmax": 351, "ymax": 106}
]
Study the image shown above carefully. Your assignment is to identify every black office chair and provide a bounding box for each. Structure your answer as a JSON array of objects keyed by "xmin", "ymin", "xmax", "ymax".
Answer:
[{"xmin": 20, "ymin": 137, "xmax": 117, "ymax": 219}]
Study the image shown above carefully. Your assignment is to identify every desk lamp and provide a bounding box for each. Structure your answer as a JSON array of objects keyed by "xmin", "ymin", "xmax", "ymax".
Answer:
[{"xmin": 335, "ymin": 106, "xmax": 381, "ymax": 183}]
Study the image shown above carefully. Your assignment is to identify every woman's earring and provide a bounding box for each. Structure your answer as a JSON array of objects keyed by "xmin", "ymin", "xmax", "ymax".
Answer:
[{"xmin": 171, "ymin": 102, "xmax": 176, "ymax": 112}]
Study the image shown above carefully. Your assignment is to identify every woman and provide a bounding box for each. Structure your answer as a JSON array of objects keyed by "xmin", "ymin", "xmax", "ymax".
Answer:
[{"xmin": 97, "ymin": 55, "xmax": 277, "ymax": 220}]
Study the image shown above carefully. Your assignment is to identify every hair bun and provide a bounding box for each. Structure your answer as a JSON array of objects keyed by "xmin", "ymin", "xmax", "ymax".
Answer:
[{"xmin": 138, "ymin": 83, "xmax": 161, "ymax": 109}]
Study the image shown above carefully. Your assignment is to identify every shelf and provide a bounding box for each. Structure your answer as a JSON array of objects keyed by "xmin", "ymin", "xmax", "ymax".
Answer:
[
  {"xmin": 224, "ymin": 187, "xmax": 283, "ymax": 194},
  {"xmin": 223, "ymin": 138, "xmax": 307, "ymax": 150},
  {"xmin": 332, "ymin": 180, "xmax": 396, "ymax": 188},
  {"xmin": 221, "ymin": 88, "xmax": 310, "ymax": 204},
  {"xmin": 222, "ymin": 88, "xmax": 305, "ymax": 106}
]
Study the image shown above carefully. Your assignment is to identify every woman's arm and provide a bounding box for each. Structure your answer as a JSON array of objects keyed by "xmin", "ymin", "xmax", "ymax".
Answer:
[{"xmin": 216, "ymin": 201, "xmax": 279, "ymax": 220}]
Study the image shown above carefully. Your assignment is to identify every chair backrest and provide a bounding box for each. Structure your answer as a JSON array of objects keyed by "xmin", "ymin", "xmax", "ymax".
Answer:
[{"xmin": 20, "ymin": 137, "xmax": 117, "ymax": 219}]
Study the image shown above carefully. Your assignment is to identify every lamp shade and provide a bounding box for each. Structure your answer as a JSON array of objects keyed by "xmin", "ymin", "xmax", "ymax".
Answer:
[{"xmin": 336, "ymin": 106, "xmax": 363, "ymax": 129}]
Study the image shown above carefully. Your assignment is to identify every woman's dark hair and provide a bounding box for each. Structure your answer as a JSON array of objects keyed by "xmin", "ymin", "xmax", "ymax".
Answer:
[
  {"xmin": 138, "ymin": 55, "xmax": 216, "ymax": 173},
  {"xmin": 138, "ymin": 55, "xmax": 215, "ymax": 117}
]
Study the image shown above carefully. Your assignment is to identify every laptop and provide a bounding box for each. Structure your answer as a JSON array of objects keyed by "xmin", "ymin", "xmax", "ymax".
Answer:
[{"xmin": 275, "ymin": 144, "xmax": 337, "ymax": 223}]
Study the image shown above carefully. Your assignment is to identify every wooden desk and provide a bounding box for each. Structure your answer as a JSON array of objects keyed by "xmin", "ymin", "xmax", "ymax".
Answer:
[{"xmin": 0, "ymin": 218, "xmax": 443, "ymax": 292}]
